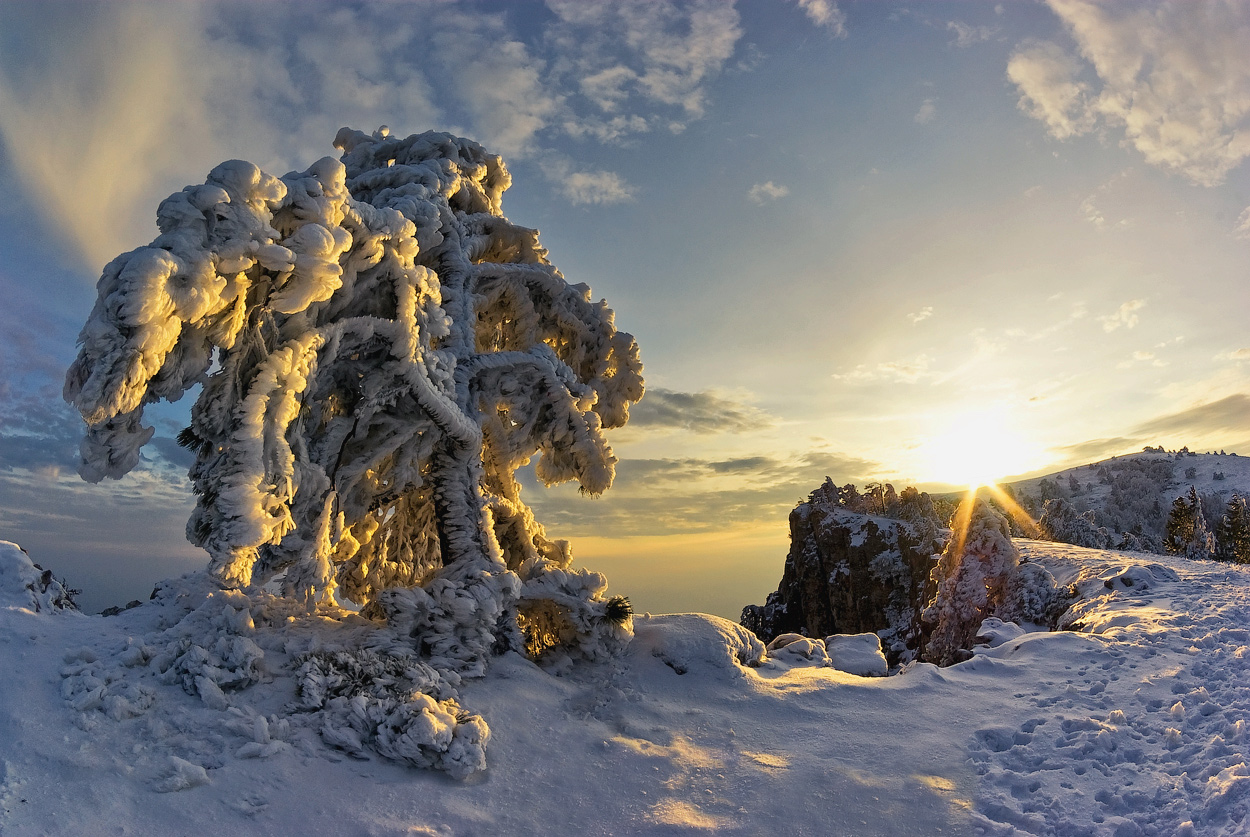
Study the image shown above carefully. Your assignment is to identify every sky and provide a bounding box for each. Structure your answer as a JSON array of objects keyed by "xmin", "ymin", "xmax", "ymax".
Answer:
[{"xmin": 0, "ymin": 0, "xmax": 1247, "ymax": 616}]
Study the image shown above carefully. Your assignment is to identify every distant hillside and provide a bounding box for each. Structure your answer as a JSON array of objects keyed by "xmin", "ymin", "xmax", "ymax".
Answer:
[{"xmin": 1000, "ymin": 448, "xmax": 1249, "ymax": 555}]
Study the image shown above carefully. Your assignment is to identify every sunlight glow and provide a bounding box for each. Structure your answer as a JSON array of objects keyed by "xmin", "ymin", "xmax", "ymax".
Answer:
[
  {"xmin": 914, "ymin": 407, "xmax": 1046, "ymax": 489},
  {"xmin": 946, "ymin": 484, "xmax": 1043, "ymax": 561}
]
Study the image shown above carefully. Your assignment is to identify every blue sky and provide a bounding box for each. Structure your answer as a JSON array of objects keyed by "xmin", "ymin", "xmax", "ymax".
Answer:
[{"xmin": 1, "ymin": 0, "xmax": 1248, "ymax": 615}]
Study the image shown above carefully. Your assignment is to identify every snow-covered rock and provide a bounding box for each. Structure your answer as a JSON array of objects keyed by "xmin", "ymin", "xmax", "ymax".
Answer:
[
  {"xmin": 824, "ymin": 632, "xmax": 888, "ymax": 676},
  {"xmin": 629, "ymin": 613, "xmax": 764, "ymax": 679},
  {"xmin": 766, "ymin": 633, "xmax": 831, "ymax": 667},
  {"xmin": 0, "ymin": 541, "xmax": 78, "ymax": 613}
]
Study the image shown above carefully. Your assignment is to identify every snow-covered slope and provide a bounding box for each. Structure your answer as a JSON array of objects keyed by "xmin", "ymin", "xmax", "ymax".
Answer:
[
  {"xmin": 1009, "ymin": 449, "xmax": 1250, "ymax": 508},
  {"xmin": 3, "ymin": 538, "xmax": 1250, "ymax": 836}
]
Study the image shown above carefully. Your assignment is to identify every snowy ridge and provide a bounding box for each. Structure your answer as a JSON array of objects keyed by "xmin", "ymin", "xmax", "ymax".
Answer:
[{"xmin": 4, "ymin": 538, "xmax": 1250, "ymax": 835}]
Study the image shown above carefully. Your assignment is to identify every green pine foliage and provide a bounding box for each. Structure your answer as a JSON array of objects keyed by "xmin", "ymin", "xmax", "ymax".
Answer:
[{"xmin": 1220, "ymin": 495, "xmax": 1250, "ymax": 564}]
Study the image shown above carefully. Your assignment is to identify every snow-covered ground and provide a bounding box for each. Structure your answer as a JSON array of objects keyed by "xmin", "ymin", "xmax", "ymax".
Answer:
[
  {"xmin": 3, "ymin": 539, "xmax": 1250, "ymax": 836},
  {"xmin": 1010, "ymin": 450, "xmax": 1250, "ymax": 508}
]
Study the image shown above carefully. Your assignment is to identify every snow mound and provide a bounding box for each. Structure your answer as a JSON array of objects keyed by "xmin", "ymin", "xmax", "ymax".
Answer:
[
  {"xmin": 973, "ymin": 617, "xmax": 1027, "ymax": 649},
  {"xmin": 766, "ymin": 633, "xmax": 831, "ymax": 667},
  {"xmin": 824, "ymin": 633, "xmax": 889, "ymax": 676},
  {"xmin": 629, "ymin": 614, "xmax": 765, "ymax": 678},
  {"xmin": 295, "ymin": 649, "xmax": 488, "ymax": 779},
  {"xmin": 0, "ymin": 541, "xmax": 78, "ymax": 613}
]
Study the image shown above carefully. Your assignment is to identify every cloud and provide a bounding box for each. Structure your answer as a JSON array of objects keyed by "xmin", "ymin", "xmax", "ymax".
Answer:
[
  {"xmin": 562, "ymin": 113, "xmax": 650, "ymax": 143},
  {"xmin": 521, "ymin": 449, "xmax": 881, "ymax": 537},
  {"xmin": 1007, "ymin": 39, "xmax": 1096, "ymax": 141},
  {"xmin": 545, "ymin": 0, "xmax": 743, "ymax": 125},
  {"xmin": 1217, "ymin": 348, "xmax": 1250, "ymax": 363},
  {"xmin": 1118, "ymin": 349, "xmax": 1165, "ymax": 369},
  {"xmin": 747, "ymin": 181, "xmax": 789, "ymax": 204},
  {"xmin": 1132, "ymin": 394, "xmax": 1250, "ymax": 439},
  {"xmin": 1052, "ymin": 394, "xmax": 1250, "ymax": 466},
  {"xmin": 426, "ymin": 11, "xmax": 560, "ymax": 158},
  {"xmin": 795, "ymin": 0, "xmax": 848, "ymax": 37},
  {"xmin": 1235, "ymin": 207, "xmax": 1250, "ymax": 239},
  {"xmin": 541, "ymin": 158, "xmax": 636, "ymax": 205},
  {"xmin": 1008, "ymin": 1, "xmax": 1250, "ymax": 185},
  {"xmin": 1080, "ymin": 194, "xmax": 1105, "ymax": 228},
  {"xmin": 914, "ymin": 98, "xmax": 937, "ymax": 124},
  {"xmin": 1050, "ymin": 436, "xmax": 1143, "ymax": 462},
  {"xmin": 1098, "ymin": 299, "xmax": 1145, "ymax": 332},
  {"xmin": 627, "ymin": 388, "xmax": 774, "ymax": 434},
  {"xmin": 0, "ymin": 465, "xmax": 200, "ymax": 612},
  {"xmin": 833, "ymin": 354, "xmax": 934, "ymax": 384},
  {"xmin": 0, "ymin": 1, "xmax": 744, "ymax": 272},
  {"xmin": 947, "ymin": 21, "xmax": 996, "ymax": 48},
  {"xmin": 908, "ymin": 307, "xmax": 934, "ymax": 324}
]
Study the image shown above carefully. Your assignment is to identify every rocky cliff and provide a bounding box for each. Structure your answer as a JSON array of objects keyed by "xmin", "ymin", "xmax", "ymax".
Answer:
[{"xmin": 742, "ymin": 482, "xmax": 946, "ymax": 664}]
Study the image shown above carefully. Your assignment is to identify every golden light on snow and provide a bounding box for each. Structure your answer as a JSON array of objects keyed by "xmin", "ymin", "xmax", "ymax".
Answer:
[{"xmin": 914, "ymin": 407, "xmax": 1046, "ymax": 489}]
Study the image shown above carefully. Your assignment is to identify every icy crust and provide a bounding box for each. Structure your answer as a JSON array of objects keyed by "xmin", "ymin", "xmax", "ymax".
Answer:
[
  {"xmin": 58, "ymin": 572, "xmax": 494, "ymax": 778},
  {"xmin": 0, "ymin": 541, "xmax": 78, "ymax": 613},
  {"xmin": 61, "ymin": 128, "xmax": 644, "ymax": 773}
]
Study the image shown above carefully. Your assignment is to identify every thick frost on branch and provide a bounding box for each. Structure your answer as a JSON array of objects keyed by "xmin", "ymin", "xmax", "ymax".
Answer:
[{"xmin": 64, "ymin": 127, "xmax": 645, "ymax": 768}]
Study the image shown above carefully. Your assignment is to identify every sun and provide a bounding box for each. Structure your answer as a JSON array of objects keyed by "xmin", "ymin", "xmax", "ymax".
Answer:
[{"xmin": 914, "ymin": 407, "xmax": 1044, "ymax": 489}]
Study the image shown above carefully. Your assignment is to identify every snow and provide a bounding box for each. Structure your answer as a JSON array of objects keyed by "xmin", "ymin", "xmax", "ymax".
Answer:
[
  {"xmin": 4, "ymin": 538, "xmax": 1250, "ymax": 835},
  {"xmin": 825, "ymin": 633, "xmax": 890, "ymax": 676}
]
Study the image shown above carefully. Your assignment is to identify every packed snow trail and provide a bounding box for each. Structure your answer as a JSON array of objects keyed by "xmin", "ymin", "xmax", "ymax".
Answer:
[
  {"xmin": 968, "ymin": 542, "xmax": 1250, "ymax": 836},
  {"xmin": 2, "ymin": 540, "xmax": 1250, "ymax": 835}
]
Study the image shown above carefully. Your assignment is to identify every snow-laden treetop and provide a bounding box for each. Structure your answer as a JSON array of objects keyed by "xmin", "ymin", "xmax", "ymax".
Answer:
[{"xmin": 64, "ymin": 127, "xmax": 643, "ymax": 673}]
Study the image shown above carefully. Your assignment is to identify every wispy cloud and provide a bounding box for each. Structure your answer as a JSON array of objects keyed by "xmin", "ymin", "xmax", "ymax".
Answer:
[
  {"xmin": 1055, "ymin": 393, "xmax": 1250, "ymax": 462},
  {"xmin": 908, "ymin": 307, "xmax": 934, "ymax": 324},
  {"xmin": 748, "ymin": 181, "xmax": 790, "ymax": 204},
  {"xmin": 1080, "ymin": 195, "xmax": 1105, "ymax": 228},
  {"xmin": 1216, "ymin": 347, "xmax": 1250, "ymax": 363},
  {"xmin": 1007, "ymin": 39, "xmax": 1095, "ymax": 141},
  {"xmin": 546, "ymin": 0, "xmax": 743, "ymax": 127},
  {"xmin": 1234, "ymin": 207, "xmax": 1250, "ymax": 240},
  {"xmin": 522, "ymin": 449, "xmax": 880, "ymax": 537},
  {"xmin": 542, "ymin": 157, "xmax": 636, "ymax": 205},
  {"xmin": 946, "ymin": 21, "xmax": 996, "ymax": 48},
  {"xmin": 914, "ymin": 98, "xmax": 937, "ymax": 124},
  {"xmin": 627, "ymin": 388, "xmax": 774, "ymax": 434},
  {"xmin": 1118, "ymin": 349, "xmax": 1165, "ymax": 369},
  {"xmin": 795, "ymin": 0, "xmax": 848, "ymax": 37},
  {"xmin": 1008, "ymin": 1, "xmax": 1250, "ymax": 185},
  {"xmin": 833, "ymin": 354, "xmax": 934, "ymax": 384},
  {"xmin": 1099, "ymin": 299, "xmax": 1145, "ymax": 333},
  {"xmin": 1133, "ymin": 394, "xmax": 1250, "ymax": 439}
]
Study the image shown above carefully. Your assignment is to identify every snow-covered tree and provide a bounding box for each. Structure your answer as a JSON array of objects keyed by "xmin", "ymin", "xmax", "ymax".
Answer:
[
  {"xmin": 1164, "ymin": 487, "xmax": 1215, "ymax": 560},
  {"xmin": 1218, "ymin": 494, "xmax": 1250, "ymax": 564},
  {"xmin": 1039, "ymin": 498, "xmax": 1114, "ymax": 549},
  {"xmin": 64, "ymin": 127, "xmax": 644, "ymax": 673},
  {"xmin": 923, "ymin": 498, "xmax": 1037, "ymax": 666}
]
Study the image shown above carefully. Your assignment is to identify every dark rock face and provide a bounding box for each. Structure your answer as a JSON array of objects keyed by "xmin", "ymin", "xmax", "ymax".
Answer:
[{"xmin": 742, "ymin": 489, "xmax": 945, "ymax": 665}]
